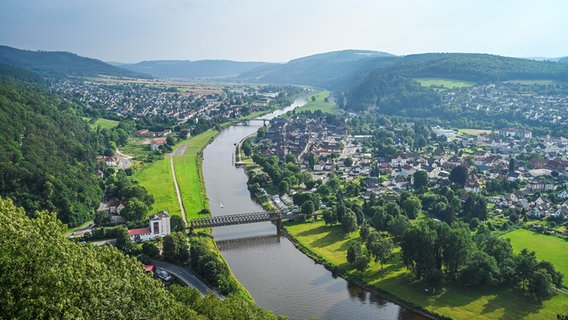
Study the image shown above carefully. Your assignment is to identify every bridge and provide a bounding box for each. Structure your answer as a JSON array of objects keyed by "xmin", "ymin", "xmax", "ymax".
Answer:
[{"xmin": 189, "ymin": 210, "xmax": 321, "ymax": 234}]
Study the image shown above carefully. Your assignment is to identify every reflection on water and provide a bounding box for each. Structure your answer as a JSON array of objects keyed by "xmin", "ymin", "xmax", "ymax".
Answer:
[{"xmin": 201, "ymin": 97, "xmax": 427, "ymax": 320}]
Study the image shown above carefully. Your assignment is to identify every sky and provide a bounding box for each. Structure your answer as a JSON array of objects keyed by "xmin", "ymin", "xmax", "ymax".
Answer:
[{"xmin": 1, "ymin": 0, "xmax": 567, "ymax": 63}]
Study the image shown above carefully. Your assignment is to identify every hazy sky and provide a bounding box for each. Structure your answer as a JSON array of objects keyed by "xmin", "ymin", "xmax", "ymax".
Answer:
[{"xmin": 1, "ymin": 0, "xmax": 567, "ymax": 63}]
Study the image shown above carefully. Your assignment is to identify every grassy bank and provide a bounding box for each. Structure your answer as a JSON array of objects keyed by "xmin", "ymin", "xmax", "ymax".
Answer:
[
  {"xmin": 501, "ymin": 228, "xmax": 568, "ymax": 287},
  {"xmin": 285, "ymin": 221, "xmax": 568, "ymax": 320},
  {"xmin": 173, "ymin": 130, "xmax": 218, "ymax": 220}
]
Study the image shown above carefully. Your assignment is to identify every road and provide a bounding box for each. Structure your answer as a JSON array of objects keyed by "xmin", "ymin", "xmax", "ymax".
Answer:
[
  {"xmin": 115, "ymin": 148, "xmax": 133, "ymax": 170},
  {"xmin": 152, "ymin": 260, "xmax": 222, "ymax": 298}
]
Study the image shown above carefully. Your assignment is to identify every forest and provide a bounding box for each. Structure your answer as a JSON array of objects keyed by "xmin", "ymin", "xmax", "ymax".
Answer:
[
  {"xmin": 0, "ymin": 65, "xmax": 103, "ymax": 226},
  {"xmin": 0, "ymin": 197, "xmax": 286, "ymax": 319}
]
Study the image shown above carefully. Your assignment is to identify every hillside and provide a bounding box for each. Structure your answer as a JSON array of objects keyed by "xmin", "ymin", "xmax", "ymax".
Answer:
[
  {"xmin": 239, "ymin": 50, "xmax": 397, "ymax": 89},
  {"xmin": 118, "ymin": 59, "xmax": 276, "ymax": 79},
  {"xmin": 0, "ymin": 65, "xmax": 102, "ymax": 226},
  {"xmin": 0, "ymin": 197, "xmax": 286, "ymax": 319},
  {"xmin": 345, "ymin": 53, "xmax": 568, "ymax": 111},
  {"xmin": 0, "ymin": 45, "xmax": 148, "ymax": 78}
]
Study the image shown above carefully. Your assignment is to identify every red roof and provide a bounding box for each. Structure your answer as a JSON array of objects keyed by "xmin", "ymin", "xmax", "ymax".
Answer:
[
  {"xmin": 144, "ymin": 265, "xmax": 155, "ymax": 273},
  {"xmin": 128, "ymin": 227, "xmax": 151, "ymax": 236}
]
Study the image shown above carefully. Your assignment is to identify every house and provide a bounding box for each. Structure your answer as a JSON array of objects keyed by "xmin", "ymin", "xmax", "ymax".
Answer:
[
  {"xmin": 128, "ymin": 211, "xmax": 171, "ymax": 242},
  {"xmin": 150, "ymin": 138, "xmax": 167, "ymax": 151},
  {"xmin": 136, "ymin": 129, "xmax": 154, "ymax": 137},
  {"xmin": 499, "ymin": 128, "xmax": 532, "ymax": 139},
  {"xmin": 558, "ymin": 189, "xmax": 568, "ymax": 199},
  {"xmin": 528, "ymin": 177, "xmax": 555, "ymax": 191},
  {"xmin": 100, "ymin": 155, "xmax": 119, "ymax": 167}
]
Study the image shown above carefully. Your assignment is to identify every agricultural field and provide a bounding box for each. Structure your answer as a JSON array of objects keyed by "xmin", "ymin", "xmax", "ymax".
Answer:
[
  {"xmin": 414, "ymin": 78, "xmax": 475, "ymax": 90},
  {"xmin": 286, "ymin": 221, "xmax": 568, "ymax": 320},
  {"xmin": 501, "ymin": 228, "xmax": 568, "ymax": 287}
]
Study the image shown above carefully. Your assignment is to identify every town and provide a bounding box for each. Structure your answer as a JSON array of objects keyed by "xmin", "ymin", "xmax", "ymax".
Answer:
[{"xmin": 253, "ymin": 114, "xmax": 568, "ymax": 232}]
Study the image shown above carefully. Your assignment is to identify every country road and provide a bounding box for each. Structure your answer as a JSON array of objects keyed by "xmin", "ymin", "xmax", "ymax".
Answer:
[{"xmin": 152, "ymin": 260, "xmax": 221, "ymax": 298}]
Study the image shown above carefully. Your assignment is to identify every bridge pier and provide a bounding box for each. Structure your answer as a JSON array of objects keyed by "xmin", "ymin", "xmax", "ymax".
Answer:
[{"xmin": 275, "ymin": 218, "xmax": 282, "ymax": 236}]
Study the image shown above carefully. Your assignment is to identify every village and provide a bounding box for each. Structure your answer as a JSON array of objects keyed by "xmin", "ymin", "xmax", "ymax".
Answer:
[{"xmin": 258, "ymin": 116, "xmax": 568, "ymax": 228}]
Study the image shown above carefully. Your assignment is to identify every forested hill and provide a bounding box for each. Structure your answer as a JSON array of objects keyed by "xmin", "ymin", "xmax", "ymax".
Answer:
[
  {"xmin": 0, "ymin": 197, "xmax": 286, "ymax": 319},
  {"xmin": 0, "ymin": 45, "xmax": 149, "ymax": 78},
  {"xmin": 0, "ymin": 64, "xmax": 102, "ymax": 226},
  {"xmin": 346, "ymin": 53, "xmax": 568, "ymax": 112},
  {"xmin": 118, "ymin": 59, "xmax": 276, "ymax": 79},
  {"xmin": 238, "ymin": 50, "xmax": 397, "ymax": 89}
]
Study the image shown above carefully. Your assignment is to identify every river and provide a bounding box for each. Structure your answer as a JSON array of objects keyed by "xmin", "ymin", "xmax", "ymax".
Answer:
[{"xmin": 202, "ymin": 97, "xmax": 426, "ymax": 320}]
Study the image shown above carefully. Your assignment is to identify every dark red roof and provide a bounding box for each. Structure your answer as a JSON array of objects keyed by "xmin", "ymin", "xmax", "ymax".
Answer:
[{"xmin": 128, "ymin": 227, "xmax": 151, "ymax": 236}]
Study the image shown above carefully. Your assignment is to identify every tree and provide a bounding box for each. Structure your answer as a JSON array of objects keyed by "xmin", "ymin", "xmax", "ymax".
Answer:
[
  {"xmin": 461, "ymin": 251, "xmax": 500, "ymax": 286},
  {"xmin": 308, "ymin": 153, "xmax": 317, "ymax": 170},
  {"xmin": 449, "ymin": 165, "xmax": 468, "ymax": 187},
  {"xmin": 359, "ymin": 222, "xmax": 371, "ymax": 241},
  {"xmin": 528, "ymin": 269, "xmax": 554, "ymax": 301},
  {"xmin": 366, "ymin": 232, "xmax": 394, "ymax": 269},
  {"xmin": 163, "ymin": 232, "xmax": 190, "ymax": 263},
  {"xmin": 278, "ymin": 180, "xmax": 289, "ymax": 194},
  {"xmin": 385, "ymin": 201, "xmax": 401, "ymax": 217},
  {"xmin": 347, "ymin": 242, "xmax": 362, "ymax": 264},
  {"xmin": 322, "ymin": 208, "xmax": 338, "ymax": 226},
  {"xmin": 121, "ymin": 198, "xmax": 149, "ymax": 221},
  {"xmin": 115, "ymin": 227, "xmax": 132, "ymax": 252},
  {"xmin": 170, "ymin": 215, "xmax": 186, "ymax": 233},
  {"xmin": 413, "ymin": 170, "xmax": 428, "ymax": 191},
  {"xmin": 343, "ymin": 157, "xmax": 353, "ymax": 167},
  {"xmin": 341, "ymin": 209, "xmax": 358, "ymax": 233},
  {"xmin": 285, "ymin": 153, "xmax": 297, "ymax": 164},
  {"xmin": 142, "ymin": 242, "xmax": 160, "ymax": 258},
  {"xmin": 401, "ymin": 195, "xmax": 422, "ymax": 219},
  {"xmin": 301, "ymin": 200, "xmax": 315, "ymax": 215}
]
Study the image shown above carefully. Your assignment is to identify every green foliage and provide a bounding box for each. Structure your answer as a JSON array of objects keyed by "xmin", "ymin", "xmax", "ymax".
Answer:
[
  {"xmin": 163, "ymin": 232, "xmax": 189, "ymax": 263},
  {"xmin": 0, "ymin": 197, "xmax": 285, "ymax": 319},
  {"xmin": 170, "ymin": 215, "xmax": 186, "ymax": 233},
  {"xmin": 190, "ymin": 237, "xmax": 239, "ymax": 296},
  {"xmin": 0, "ymin": 73, "xmax": 103, "ymax": 226},
  {"xmin": 121, "ymin": 198, "xmax": 149, "ymax": 221}
]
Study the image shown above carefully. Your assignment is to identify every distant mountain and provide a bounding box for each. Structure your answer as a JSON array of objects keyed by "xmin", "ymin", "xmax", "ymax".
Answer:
[
  {"xmin": 239, "ymin": 50, "xmax": 397, "ymax": 89},
  {"xmin": 0, "ymin": 45, "xmax": 149, "ymax": 78},
  {"xmin": 118, "ymin": 60, "xmax": 276, "ymax": 79},
  {"xmin": 559, "ymin": 57, "xmax": 568, "ymax": 64}
]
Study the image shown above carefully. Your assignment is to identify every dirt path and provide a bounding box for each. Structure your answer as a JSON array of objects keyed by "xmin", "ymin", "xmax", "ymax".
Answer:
[{"xmin": 170, "ymin": 143, "xmax": 188, "ymax": 228}]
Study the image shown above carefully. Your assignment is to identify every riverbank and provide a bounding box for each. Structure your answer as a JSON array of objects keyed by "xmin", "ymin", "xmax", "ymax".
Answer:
[{"xmin": 284, "ymin": 220, "xmax": 568, "ymax": 320}]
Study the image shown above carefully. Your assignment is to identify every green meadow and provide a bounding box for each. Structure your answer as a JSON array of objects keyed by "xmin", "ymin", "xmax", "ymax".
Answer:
[
  {"xmin": 291, "ymin": 91, "xmax": 340, "ymax": 115},
  {"xmin": 173, "ymin": 130, "xmax": 217, "ymax": 220},
  {"xmin": 286, "ymin": 221, "xmax": 568, "ymax": 320},
  {"xmin": 414, "ymin": 78, "xmax": 475, "ymax": 90},
  {"xmin": 501, "ymin": 228, "xmax": 568, "ymax": 287},
  {"xmin": 133, "ymin": 154, "xmax": 180, "ymax": 218}
]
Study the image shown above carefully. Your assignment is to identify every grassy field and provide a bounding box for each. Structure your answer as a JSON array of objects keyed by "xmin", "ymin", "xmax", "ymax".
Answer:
[
  {"xmin": 501, "ymin": 228, "xmax": 568, "ymax": 287},
  {"xmin": 458, "ymin": 128, "xmax": 492, "ymax": 136},
  {"xmin": 291, "ymin": 91, "xmax": 340, "ymax": 115},
  {"xmin": 85, "ymin": 117, "xmax": 119, "ymax": 130},
  {"xmin": 173, "ymin": 130, "xmax": 217, "ymax": 220},
  {"xmin": 414, "ymin": 78, "xmax": 475, "ymax": 90},
  {"xmin": 506, "ymin": 80, "xmax": 558, "ymax": 85},
  {"xmin": 286, "ymin": 221, "xmax": 568, "ymax": 320},
  {"xmin": 133, "ymin": 155, "xmax": 181, "ymax": 218}
]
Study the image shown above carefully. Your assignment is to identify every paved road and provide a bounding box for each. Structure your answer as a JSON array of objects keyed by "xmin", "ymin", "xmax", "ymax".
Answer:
[{"xmin": 152, "ymin": 260, "xmax": 222, "ymax": 298}]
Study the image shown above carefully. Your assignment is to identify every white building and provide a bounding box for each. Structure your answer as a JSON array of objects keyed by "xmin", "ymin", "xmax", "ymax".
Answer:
[{"xmin": 128, "ymin": 211, "xmax": 171, "ymax": 242}]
